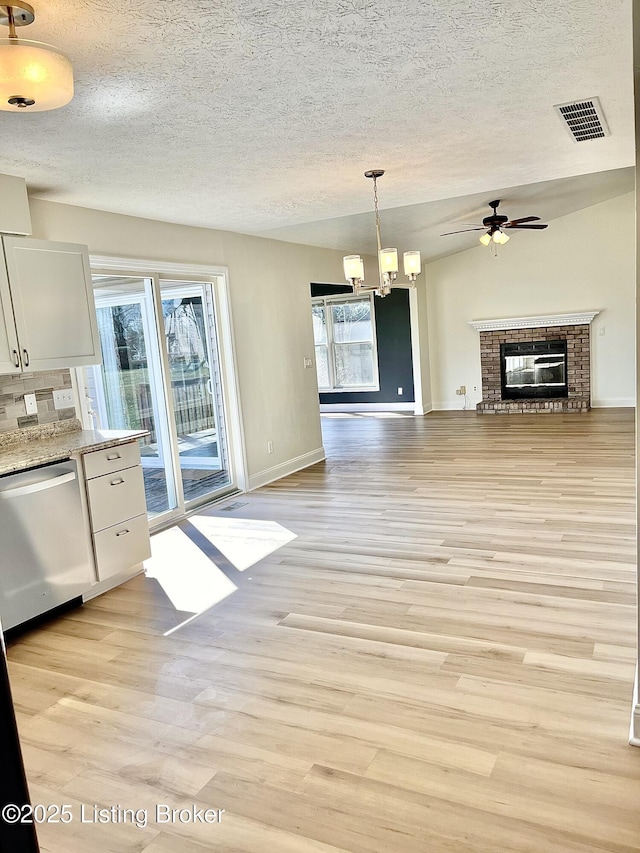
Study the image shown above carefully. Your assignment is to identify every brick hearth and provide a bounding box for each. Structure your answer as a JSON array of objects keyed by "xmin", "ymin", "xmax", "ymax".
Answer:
[{"xmin": 477, "ymin": 323, "xmax": 590, "ymax": 414}]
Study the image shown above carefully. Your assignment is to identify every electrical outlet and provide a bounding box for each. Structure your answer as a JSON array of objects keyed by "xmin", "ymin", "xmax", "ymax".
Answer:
[
  {"xmin": 397, "ymin": 386, "xmax": 403, "ymax": 395},
  {"xmin": 53, "ymin": 389, "xmax": 74, "ymax": 410},
  {"xmin": 473, "ymin": 385, "xmax": 478, "ymax": 392},
  {"xmin": 459, "ymin": 385, "xmax": 466, "ymax": 395},
  {"xmin": 304, "ymin": 357, "xmax": 314, "ymax": 368},
  {"xmin": 24, "ymin": 393, "xmax": 37, "ymax": 415},
  {"xmin": 267, "ymin": 440, "xmax": 274, "ymax": 454},
  {"xmin": 599, "ymin": 326, "xmax": 605, "ymax": 336}
]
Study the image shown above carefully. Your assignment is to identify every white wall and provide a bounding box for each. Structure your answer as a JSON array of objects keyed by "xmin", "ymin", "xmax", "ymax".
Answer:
[
  {"xmin": 28, "ymin": 199, "xmax": 348, "ymax": 486},
  {"xmin": 631, "ymin": 1, "xmax": 640, "ymax": 748},
  {"xmin": 426, "ymin": 192, "xmax": 636, "ymax": 410},
  {"xmin": 409, "ymin": 279, "xmax": 433, "ymax": 415}
]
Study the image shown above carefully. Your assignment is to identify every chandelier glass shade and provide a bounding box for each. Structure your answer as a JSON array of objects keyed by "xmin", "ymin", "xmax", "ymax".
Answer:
[
  {"xmin": 343, "ymin": 170, "xmax": 421, "ymax": 297},
  {"xmin": 0, "ymin": 3, "xmax": 73, "ymax": 111}
]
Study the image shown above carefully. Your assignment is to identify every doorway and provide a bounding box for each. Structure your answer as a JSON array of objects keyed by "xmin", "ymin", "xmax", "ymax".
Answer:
[{"xmin": 80, "ymin": 270, "xmax": 242, "ymax": 525}]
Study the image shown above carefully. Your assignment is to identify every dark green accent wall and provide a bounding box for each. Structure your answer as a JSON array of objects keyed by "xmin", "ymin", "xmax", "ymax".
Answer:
[{"xmin": 310, "ymin": 283, "xmax": 415, "ymax": 404}]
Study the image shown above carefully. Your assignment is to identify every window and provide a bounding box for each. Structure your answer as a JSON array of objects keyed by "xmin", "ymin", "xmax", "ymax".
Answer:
[{"xmin": 312, "ymin": 294, "xmax": 379, "ymax": 392}]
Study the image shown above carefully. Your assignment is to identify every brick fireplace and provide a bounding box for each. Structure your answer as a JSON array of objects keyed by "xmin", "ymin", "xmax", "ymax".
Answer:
[{"xmin": 469, "ymin": 312, "xmax": 599, "ymax": 414}]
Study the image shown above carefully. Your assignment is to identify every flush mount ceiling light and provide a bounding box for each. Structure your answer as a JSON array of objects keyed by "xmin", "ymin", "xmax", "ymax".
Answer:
[
  {"xmin": 343, "ymin": 170, "xmax": 421, "ymax": 298},
  {"xmin": 0, "ymin": 2, "xmax": 73, "ymax": 111}
]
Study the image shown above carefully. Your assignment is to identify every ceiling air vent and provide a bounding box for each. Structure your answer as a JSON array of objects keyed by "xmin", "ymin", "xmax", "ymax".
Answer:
[{"xmin": 554, "ymin": 98, "xmax": 610, "ymax": 142}]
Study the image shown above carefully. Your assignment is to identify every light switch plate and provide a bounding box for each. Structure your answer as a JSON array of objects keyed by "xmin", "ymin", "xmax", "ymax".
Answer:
[
  {"xmin": 24, "ymin": 393, "xmax": 37, "ymax": 415},
  {"xmin": 52, "ymin": 389, "xmax": 74, "ymax": 410}
]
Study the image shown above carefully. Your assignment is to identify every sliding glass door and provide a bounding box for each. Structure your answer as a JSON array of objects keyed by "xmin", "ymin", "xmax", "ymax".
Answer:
[
  {"xmin": 85, "ymin": 274, "xmax": 235, "ymax": 523},
  {"xmin": 160, "ymin": 281, "xmax": 230, "ymax": 504}
]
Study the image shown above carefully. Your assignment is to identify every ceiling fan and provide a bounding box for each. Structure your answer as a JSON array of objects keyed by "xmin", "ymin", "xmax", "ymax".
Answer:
[{"xmin": 441, "ymin": 199, "xmax": 548, "ymax": 246}]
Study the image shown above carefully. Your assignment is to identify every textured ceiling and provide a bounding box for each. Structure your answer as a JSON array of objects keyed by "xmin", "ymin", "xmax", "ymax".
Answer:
[
  {"xmin": 0, "ymin": 0, "xmax": 634, "ymax": 239},
  {"xmin": 260, "ymin": 167, "xmax": 635, "ymax": 261}
]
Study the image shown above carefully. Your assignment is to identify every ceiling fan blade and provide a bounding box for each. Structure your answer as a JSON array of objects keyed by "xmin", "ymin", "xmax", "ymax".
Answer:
[
  {"xmin": 440, "ymin": 228, "xmax": 484, "ymax": 236},
  {"xmin": 505, "ymin": 216, "xmax": 540, "ymax": 226},
  {"xmin": 504, "ymin": 223, "xmax": 548, "ymax": 230}
]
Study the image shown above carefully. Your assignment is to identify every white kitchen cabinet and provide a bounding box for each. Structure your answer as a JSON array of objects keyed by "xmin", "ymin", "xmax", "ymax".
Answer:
[
  {"xmin": 82, "ymin": 441, "xmax": 141, "ymax": 480},
  {"xmin": 87, "ymin": 464, "xmax": 147, "ymax": 532},
  {"xmin": 83, "ymin": 442, "xmax": 151, "ymax": 583},
  {"xmin": 0, "ymin": 236, "xmax": 100, "ymax": 373},
  {"xmin": 0, "ymin": 253, "xmax": 19, "ymax": 374},
  {"xmin": 0, "ymin": 174, "xmax": 32, "ymax": 236},
  {"xmin": 92, "ymin": 514, "xmax": 151, "ymax": 583}
]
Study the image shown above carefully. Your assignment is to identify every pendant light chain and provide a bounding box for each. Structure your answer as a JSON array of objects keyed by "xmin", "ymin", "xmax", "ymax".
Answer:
[{"xmin": 372, "ymin": 175, "xmax": 383, "ymax": 255}]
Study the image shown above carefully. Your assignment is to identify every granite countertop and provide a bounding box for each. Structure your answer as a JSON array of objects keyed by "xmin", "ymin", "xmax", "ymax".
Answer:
[{"xmin": 0, "ymin": 419, "xmax": 149, "ymax": 477}]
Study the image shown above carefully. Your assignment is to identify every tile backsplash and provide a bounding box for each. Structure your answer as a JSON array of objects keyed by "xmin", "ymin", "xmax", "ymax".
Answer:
[{"xmin": 0, "ymin": 369, "xmax": 77, "ymax": 432}]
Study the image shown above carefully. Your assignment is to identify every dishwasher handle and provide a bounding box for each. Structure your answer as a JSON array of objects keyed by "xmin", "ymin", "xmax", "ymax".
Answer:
[{"xmin": 0, "ymin": 471, "xmax": 76, "ymax": 500}]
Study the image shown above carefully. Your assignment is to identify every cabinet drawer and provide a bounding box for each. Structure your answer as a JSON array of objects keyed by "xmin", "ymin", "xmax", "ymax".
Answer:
[
  {"xmin": 84, "ymin": 441, "xmax": 141, "ymax": 479},
  {"xmin": 93, "ymin": 513, "xmax": 151, "ymax": 581},
  {"xmin": 87, "ymin": 464, "xmax": 147, "ymax": 532}
]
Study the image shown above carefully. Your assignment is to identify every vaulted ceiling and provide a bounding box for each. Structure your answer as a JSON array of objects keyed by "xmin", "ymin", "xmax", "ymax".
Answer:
[{"xmin": 0, "ymin": 0, "xmax": 634, "ymax": 258}]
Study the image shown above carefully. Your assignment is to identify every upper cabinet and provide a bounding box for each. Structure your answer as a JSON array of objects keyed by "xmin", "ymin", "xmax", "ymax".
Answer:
[
  {"xmin": 0, "ymin": 174, "xmax": 31, "ymax": 236},
  {"xmin": 0, "ymin": 236, "xmax": 101, "ymax": 374}
]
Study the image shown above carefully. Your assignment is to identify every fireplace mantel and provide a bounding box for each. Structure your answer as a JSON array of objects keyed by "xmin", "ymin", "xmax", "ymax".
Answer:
[{"xmin": 469, "ymin": 311, "xmax": 600, "ymax": 333}]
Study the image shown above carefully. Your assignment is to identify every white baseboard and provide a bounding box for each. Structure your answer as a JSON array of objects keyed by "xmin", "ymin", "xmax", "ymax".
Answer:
[
  {"xmin": 432, "ymin": 401, "xmax": 475, "ymax": 411},
  {"xmin": 248, "ymin": 447, "xmax": 326, "ymax": 491},
  {"xmin": 591, "ymin": 398, "xmax": 636, "ymax": 408},
  {"xmin": 320, "ymin": 402, "xmax": 415, "ymax": 412},
  {"xmin": 413, "ymin": 404, "xmax": 433, "ymax": 416}
]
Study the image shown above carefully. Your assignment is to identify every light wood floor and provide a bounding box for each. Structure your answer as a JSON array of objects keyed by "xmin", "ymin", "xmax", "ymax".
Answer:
[{"xmin": 7, "ymin": 409, "xmax": 640, "ymax": 852}]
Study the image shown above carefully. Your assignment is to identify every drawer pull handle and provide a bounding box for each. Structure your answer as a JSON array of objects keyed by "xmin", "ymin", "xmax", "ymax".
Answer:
[
  {"xmin": 110, "ymin": 478, "xmax": 125, "ymax": 486},
  {"xmin": 116, "ymin": 529, "xmax": 130, "ymax": 537},
  {"xmin": 106, "ymin": 453, "xmax": 121, "ymax": 461}
]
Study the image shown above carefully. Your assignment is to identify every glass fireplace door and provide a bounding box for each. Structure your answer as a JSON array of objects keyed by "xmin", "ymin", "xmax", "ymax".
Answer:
[{"xmin": 500, "ymin": 339, "xmax": 568, "ymax": 400}]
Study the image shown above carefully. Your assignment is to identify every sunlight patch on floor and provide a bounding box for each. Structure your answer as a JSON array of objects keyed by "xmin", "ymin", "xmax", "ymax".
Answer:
[
  {"xmin": 145, "ymin": 526, "xmax": 237, "ymax": 617},
  {"xmin": 189, "ymin": 515, "xmax": 297, "ymax": 571}
]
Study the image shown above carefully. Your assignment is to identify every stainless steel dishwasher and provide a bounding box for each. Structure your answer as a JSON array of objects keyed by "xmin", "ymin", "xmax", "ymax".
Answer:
[{"xmin": 0, "ymin": 459, "xmax": 93, "ymax": 631}]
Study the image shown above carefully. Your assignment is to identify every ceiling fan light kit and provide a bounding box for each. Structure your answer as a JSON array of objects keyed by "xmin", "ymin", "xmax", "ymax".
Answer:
[
  {"xmin": 343, "ymin": 170, "xmax": 421, "ymax": 297},
  {"xmin": 492, "ymin": 229, "xmax": 510, "ymax": 245},
  {"xmin": 0, "ymin": 1, "xmax": 73, "ymax": 111},
  {"xmin": 441, "ymin": 199, "xmax": 548, "ymax": 254}
]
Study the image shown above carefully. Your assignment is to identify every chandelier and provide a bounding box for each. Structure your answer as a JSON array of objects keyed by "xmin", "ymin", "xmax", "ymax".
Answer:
[
  {"xmin": 343, "ymin": 169, "xmax": 421, "ymax": 297},
  {"xmin": 0, "ymin": 2, "xmax": 73, "ymax": 111}
]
